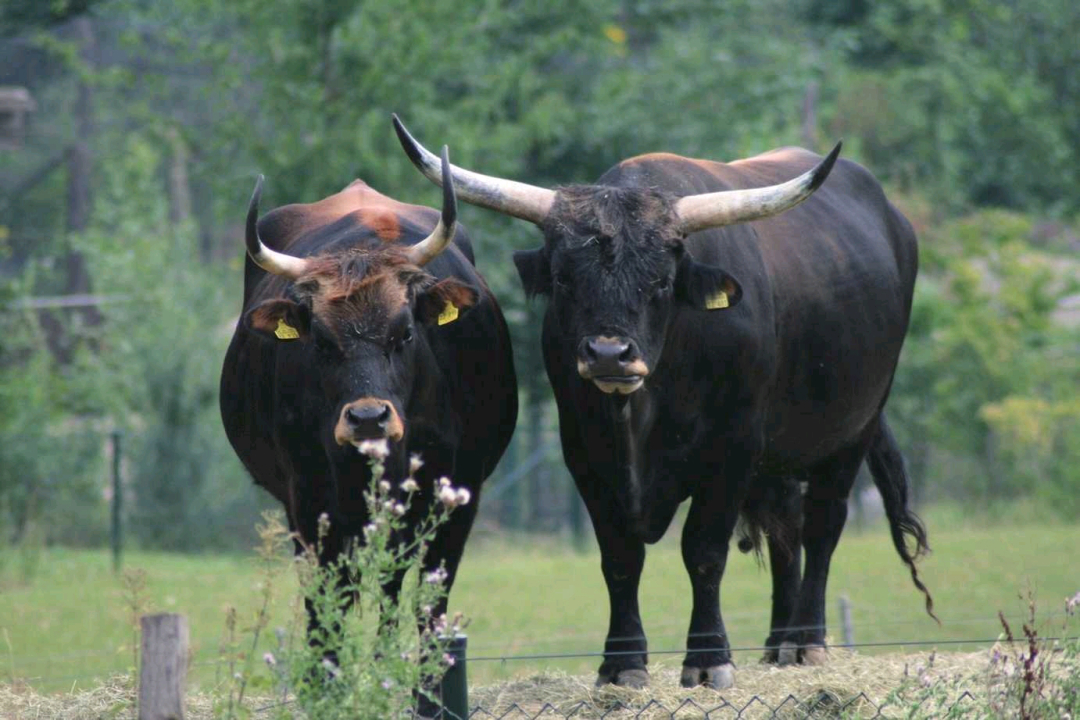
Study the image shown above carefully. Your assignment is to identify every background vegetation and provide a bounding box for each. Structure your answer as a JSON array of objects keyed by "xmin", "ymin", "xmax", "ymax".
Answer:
[{"xmin": 1, "ymin": 0, "xmax": 1077, "ymax": 608}]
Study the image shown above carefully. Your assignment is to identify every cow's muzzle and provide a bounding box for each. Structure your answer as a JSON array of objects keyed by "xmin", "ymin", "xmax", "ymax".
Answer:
[
  {"xmin": 577, "ymin": 336, "xmax": 649, "ymax": 395},
  {"xmin": 335, "ymin": 398, "xmax": 405, "ymax": 445}
]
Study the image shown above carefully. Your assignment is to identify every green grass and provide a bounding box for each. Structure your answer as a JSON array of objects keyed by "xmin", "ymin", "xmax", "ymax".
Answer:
[{"xmin": 1, "ymin": 509, "xmax": 1077, "ymax": 693}]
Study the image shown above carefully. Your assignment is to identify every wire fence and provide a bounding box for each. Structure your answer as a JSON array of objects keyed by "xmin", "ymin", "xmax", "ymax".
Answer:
[{"xmin": 447, "ymin": 693, "xmax": 980, "ymax": 720}]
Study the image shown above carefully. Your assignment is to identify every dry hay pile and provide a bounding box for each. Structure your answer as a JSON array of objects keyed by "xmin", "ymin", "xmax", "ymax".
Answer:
[
  {"xmin": 0, "ymin": 648, "xmax": 1048, "ymax": 719},
  {"xmin": 470, "ymin": 649, "xmax": 998, "ymax": 718}
]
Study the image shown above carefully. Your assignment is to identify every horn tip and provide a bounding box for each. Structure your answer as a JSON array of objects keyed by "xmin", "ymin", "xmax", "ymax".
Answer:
[
  {"xmin": 392, "ymin": 114, "xmax": 426, "ymax": 170},
  {"xmin": 440, "ymin": 145, "xmax": 456, "ymax": 229},
  {"xmin": 809, "ymin": 141, "xmax": 843, "ymax": 192}
]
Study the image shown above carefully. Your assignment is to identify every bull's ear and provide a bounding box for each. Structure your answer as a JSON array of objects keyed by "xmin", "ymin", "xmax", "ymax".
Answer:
[
  {"xmin": 675, "ymin": 257, "xmax": 743, "ymax": 311},
  {"xmin": 244, "ymin": 298, "xmax": 312, "ymax": 341},
  {"xmin": 416, "ymin": 278, "xmax": 480, "ymax": 327},
  {"xmin": 513, "ymin": 248, "xmax": 551, "ymax": 297}
]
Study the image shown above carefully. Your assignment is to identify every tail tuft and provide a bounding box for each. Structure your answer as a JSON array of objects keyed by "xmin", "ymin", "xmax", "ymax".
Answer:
[{"xmin": 867, "ymin": 415, "xmax": 938, "ymax": 623}]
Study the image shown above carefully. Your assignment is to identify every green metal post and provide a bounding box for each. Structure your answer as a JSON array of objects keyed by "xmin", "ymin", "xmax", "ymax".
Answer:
[
  {"xmin": 111, "ymin": 430, "xmax": 122, "ymax": 573},
  {"xmin": 440, "ymin": 634, "xmax": 467, "ymax": 719}
]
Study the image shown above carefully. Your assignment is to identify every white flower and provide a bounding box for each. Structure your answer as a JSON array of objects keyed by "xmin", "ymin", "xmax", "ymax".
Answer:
[
  {"xmin": 263, "ymin": 652, "xmax": 276, "ymax": 667},
  {"xmin": 358, "ymin": 438, "xmax": 390, "ymax": 459},
  {"xmin": 443, "ymin": 653, "xmax": 456, "ymax": 667},
  {"xmin": 380, "ymin": 679, "xmax": 394, "ymax": 690},
  {"xmin": 438, "ymin": 476, "xmax": 451, "ymax": 488},
  {"xmin": 438, "ymin": 486, "xmax": 459, "ymax": 508},
  {"xmin": 455, "ymin": 488, "xmax": 471, "ymax": 506},
  {"xmin": 409, "ymin": 454, "xmax": 424, "ymax": 474},
  {"xmin": 392, "ymin": 503, "xmax": 406, "ymax": 517},
  {"xmin": 378, "ymin": 480, "xmax": 391, "ymax": 494},
  {"xmin": 400, "ymin": 478, "xmax": 419, "ymax": 493},
  {"xmin": 425, "ymin": 567, "xmax": 448, "ymax": 585}
]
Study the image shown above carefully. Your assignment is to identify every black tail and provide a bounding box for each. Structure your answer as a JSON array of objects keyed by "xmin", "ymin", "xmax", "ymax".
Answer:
[{"xmin": 866, "ymin": 414, "xmax": 939, "ymax": 623}]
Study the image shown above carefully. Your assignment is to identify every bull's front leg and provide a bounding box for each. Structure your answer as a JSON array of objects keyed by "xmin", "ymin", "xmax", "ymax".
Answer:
[
  {"xmin": 575, "ymin": 470, "xmax": 649, "ymax": 688},
  {"xmin": 679, "ymin": 488, "xmax": 741, "ymax": 690}
]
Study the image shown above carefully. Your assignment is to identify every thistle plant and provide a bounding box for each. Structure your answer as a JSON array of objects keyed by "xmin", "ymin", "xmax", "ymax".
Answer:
[{"xmin": 258, "ymin": 440, "xmax": 470, "ymax": 720}]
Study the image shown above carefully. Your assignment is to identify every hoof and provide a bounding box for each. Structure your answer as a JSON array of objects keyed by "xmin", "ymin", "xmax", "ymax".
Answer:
[
  {"xmin": 802, "ymin": 644, "xmax": 828, "ymax": 665},
  {"xmin": 778, "ymin": 641, "xmax": 799, "ymax": 666},
  {"xmin": 596, "ymin": 667, "xmax": 650, "ymax": 689},
  {"xmin": 680, "ymin": 663, "xmax": 735, "ymax": 690}
]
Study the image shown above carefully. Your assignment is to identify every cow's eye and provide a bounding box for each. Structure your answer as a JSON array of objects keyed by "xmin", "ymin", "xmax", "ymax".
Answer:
[
  {"xmin": 652, "ymin": 277, "xmax": 672, "ymax": 298},
  {"xmin": 393, "ymin": 326, "xmax": 414, "ymax": 352},
  {"xmin": 554, "ymin": 271, "xmax": 572, "ymax": 292}
]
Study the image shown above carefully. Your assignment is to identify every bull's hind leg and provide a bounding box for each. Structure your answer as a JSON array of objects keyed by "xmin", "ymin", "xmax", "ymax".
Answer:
[
  {"xmin": 777, "ymin": 441, "xmax": 867, "ymax": 666},
  {"xmin": 755, "ymin": 477, "xmax": 803, "ymax": 663}
]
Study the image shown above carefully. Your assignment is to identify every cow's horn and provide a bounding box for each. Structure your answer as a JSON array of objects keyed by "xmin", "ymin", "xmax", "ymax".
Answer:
[
  {"xmin": 674, "ymin": 142, "xmax": 842, "ymax": 234},
  {"xmin": 393, "ymin": 114, "xmax": 555, "ymax": 225},
  {"xmin": 405, "ymin": 145, "xmax": 458, "ymax": 266},
  {"xmin": 245, "ymin": 175, "xmax": 310, "ymax": 279}
]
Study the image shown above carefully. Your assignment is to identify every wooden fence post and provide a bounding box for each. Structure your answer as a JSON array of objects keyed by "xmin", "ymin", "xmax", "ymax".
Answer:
[{"xmin": 139, "ymin": 613, "xmax": 189, "ymax": 720}]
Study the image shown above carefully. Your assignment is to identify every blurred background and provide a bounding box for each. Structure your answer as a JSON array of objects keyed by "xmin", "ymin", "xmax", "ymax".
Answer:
[{"xmin": 1, "ymin": 0, "xmax": 1077, "ymax": 557}]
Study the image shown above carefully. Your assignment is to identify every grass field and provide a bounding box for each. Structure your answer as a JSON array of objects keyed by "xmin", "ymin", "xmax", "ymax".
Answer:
[{"xmin": 1, "ymin": 508, "xmax": 1077, "ymax": 694}]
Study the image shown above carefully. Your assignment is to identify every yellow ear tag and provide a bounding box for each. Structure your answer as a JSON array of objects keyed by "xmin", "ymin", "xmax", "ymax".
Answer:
[
  {"xmin": 274, "ymin": 318, "xmax": 300, "ymax": 340},
  {"xmin": 437, "ymin": 301, "xmax": 460, "ymax": 326},
  {"xmin": 705, "ymin": 290, "xmax": 729, "ymax": 310}
]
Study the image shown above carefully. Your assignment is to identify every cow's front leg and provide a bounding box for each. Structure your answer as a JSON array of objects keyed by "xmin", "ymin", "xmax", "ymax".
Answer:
[
  {"xmin": 575, "ymin": 470, "xmax": 649, "ymax": 687},
  {"xmin": 679, "ymin": 490, "xmax": 741, "ymax": 689}
]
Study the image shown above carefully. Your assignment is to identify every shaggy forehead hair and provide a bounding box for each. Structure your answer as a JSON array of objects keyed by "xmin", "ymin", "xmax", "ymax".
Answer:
[
  {"xmin": 542, "ymin": 185, "xmax": 682, "ymax": 261},
  {"xmin": 291, "ymin": 247, "xmax": 428, "ymax": 339}
]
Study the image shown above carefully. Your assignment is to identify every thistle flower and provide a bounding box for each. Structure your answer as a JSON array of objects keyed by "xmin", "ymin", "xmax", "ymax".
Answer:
[
  {"xmin": 401, "ymin": 478, "xmax": 419, "ymax": 493},
  {"xmin": 378, "ymin": 480, "xmax": 391, "ymax": 494},
  {"xmin": 455, "ymin": 488, "xmax": 471, "ymax": 506},
  {"xmin": 409, "ymin": 454, "xmax": 424, "ymax": 474},
  {"xmin": 263, "ymin": 652, "xmax": 276, "ymax": 667},
  {"xmin": 438, "ymin": 476, "xmax": 451, "ymax": 488},
  {"xmin": 438, "ymin": 485, "xmax": 459, "ymax": 508},
  {"xmin": 358, "ymin": 438, "xmax": 390, "ymax": 459}
]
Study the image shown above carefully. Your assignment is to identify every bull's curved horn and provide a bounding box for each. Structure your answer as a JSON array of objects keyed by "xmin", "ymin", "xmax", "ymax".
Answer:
[
  {"xmin": 674, "ymin": 142, "xmax": 842, "ymax": 234},
  {"xmin": 393, "ymin": 114, "xmax": 555, "ymax": 225},
  {"xmin": 405, "ymin": 145, "xmax": 458, "ymax": 266},
  {"xmin": 245, "ymin": 175, "xmax": 310, "ymax": 279}
]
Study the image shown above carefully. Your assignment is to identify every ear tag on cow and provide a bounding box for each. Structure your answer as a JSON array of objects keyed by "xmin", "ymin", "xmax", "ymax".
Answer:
[
  {"xmin": 274, "ymin": 318, "xmax": 300, "ymax": 340},
  {"xmin": 705, "ymin": 290, "xmax": 730, "ymax": 310},
  {"xmin": 437, "ymin": 301, "xmax": 460, "ymax": 326}
]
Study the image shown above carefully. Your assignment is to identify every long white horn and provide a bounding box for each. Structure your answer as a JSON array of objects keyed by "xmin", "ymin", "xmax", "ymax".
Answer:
[
  {"xmin": 245, "ymin": 175, "xmax": 310, "ymax": 279},
  {"xmin": 405, "ymin": 145, "xmax": 458, "ymax": 266},
  {"xmin": 675, "ymin": 142, "xmax": 842, "ymax": 234},
  {"xmin": 393, "ymin": 114, "xmax": 555, "ymax": 225}
]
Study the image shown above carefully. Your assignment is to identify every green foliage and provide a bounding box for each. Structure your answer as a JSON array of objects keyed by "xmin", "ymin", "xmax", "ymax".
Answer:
[
  {"xmin": 890, "ymin": 209, "xmax": 1080, "ymax": 513},
  {"xmin": 2, "ymin": 0, "xmax": 1080, "ymax": 546}
]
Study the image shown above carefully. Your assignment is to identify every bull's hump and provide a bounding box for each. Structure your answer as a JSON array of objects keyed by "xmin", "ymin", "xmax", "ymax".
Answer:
[{"xmin": 257, "ymin": 180, "xmax": 437, "ymax": 249}]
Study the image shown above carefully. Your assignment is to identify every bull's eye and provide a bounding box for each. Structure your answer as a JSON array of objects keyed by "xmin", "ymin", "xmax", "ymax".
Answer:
[
  {"xmin": 652, "ymin": 277, "xmax": 672, "ymax": 299},
  {"xmin": 392, "ymin": 326, "xmax": 414, "ymax": 352}
]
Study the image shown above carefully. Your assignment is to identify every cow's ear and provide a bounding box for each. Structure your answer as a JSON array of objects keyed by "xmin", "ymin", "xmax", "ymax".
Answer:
[
  {"xmin": 244, "ymin": 298, "xmax": 312, "ymax": 341},
  {"xmin": 675, "ymin": 257, "xmax": 743, "ymax": 311},
  {"xmin": 416, "ymin": 279, "xmax": 480, "ymax": 327},
  {"xmin": 513, "ymin": 248, "xmax": 551, "ymax": 297}
]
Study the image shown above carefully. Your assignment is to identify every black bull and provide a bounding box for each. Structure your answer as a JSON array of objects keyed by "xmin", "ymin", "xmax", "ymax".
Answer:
[
  {"xmin": 395, "ymin": 117, "xmax": 934, "ymax": 690},
  {"xmin": 219, "ymin": 162, "xmax": 517, "ymax": 638}
]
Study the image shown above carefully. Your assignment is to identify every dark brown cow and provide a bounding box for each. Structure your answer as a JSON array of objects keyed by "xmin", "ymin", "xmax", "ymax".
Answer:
[
  {"xmin": 393, "ymin": 117, "xmax": 933, "ymax": 690},
  {"xmin": 219, "ymin": 150, "xmax": 518, "ymax": 652}
]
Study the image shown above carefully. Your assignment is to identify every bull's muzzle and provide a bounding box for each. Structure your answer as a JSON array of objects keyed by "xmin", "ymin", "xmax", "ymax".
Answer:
[
  {"xmin": 335, "ymin": 398, "xmax": 405, "ymax": 445},
  {"xmin": 577, "ymin": 336, "xmax": 649, "ymax": 395}
]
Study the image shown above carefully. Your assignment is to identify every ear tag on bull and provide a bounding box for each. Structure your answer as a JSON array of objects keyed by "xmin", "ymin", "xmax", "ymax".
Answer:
[
  {"xmin": 437, "ymin": 301, "xmax": 460, "ymax": 326},
  {"xmin": 705, "ymin": 290, "xmax": 729, "ymax": 310},
  {"xmin": 274, "ymin": 318, "xmax": 300, "ymax": 340}
]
